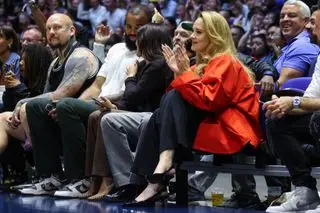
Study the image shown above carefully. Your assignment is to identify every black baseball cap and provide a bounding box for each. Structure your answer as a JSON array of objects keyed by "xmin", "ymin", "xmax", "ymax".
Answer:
[{"xmin": 180, "ymin": 21, "xmax": 193, "ymax": 32}]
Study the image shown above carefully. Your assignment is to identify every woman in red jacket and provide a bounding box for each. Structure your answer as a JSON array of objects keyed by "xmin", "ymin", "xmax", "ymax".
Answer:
[{"xmin": 126, "ymin": 11, "xmax": 263, "ymax": 206}]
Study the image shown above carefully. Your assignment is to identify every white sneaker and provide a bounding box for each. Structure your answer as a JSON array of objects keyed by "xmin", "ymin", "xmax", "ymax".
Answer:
[
  {"xmin": 19, "ymin": 176, "xmax": 64, "ymax": 195},
  {"xmin": 54, "ymin": 179, "xmax": 91, "ymax": 198},
  {"xmin": 266, "ymin": 187, "xmax": 320, "ymax": 213},
  {"xmin": 269, "ymin": 191, "xmax": 295, "ymax": 206},
  {"xmin": 306, "ymin": 205, "xmax": 320, "ymax": 213}
]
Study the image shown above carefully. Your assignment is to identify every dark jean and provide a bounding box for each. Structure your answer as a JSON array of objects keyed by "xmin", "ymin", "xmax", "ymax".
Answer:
[
  {"xmin": 26, "ymin": 98, "xmax": 98, "ymax": 179},
  {"xmin": 266, "ymin": 113, "xmax": 317, "ymax": 190}
]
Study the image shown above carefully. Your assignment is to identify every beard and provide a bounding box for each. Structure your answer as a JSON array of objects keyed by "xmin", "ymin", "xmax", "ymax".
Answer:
[
  {"xmin": 310, "ymin": 34, "xmax": 318, "ymax": 45},
  {"xmin": 49, "ymin": 42, "xmax": 63, "ymax": 49},
  {"xmin": 124, "ymin": 34, "xmax": 137, "ymax": 51}
]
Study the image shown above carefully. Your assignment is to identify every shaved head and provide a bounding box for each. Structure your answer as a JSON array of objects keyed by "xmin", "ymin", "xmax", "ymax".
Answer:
[
  {"xmin": 47, "ymin": 13, "xmax": 74, "ymax": 29},
  {"xmin": 46, "ymin": 13, "xmax": 75, "ymax": 49}
]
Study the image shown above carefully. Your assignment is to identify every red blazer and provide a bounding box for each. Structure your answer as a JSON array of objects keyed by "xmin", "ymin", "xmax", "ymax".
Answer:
[{"xmin": 169, "ymin": 54, "xmax": 263, "ymax": 154}]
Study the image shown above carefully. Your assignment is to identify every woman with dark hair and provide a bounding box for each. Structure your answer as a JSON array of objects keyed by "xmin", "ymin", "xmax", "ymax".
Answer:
[
  {"xmin": 85, "ymin": 22, "xmax": 173, "ymax": 200},
  {"xmin": 2, "ymin": 43, "xmax": 53, "ymax": 111},
  {"xmin": 0, "ymin": 43, "xmax": 53, "ymax": 185},
  {"xmin": 0, "ymin": 26, "xmax": 20, "ymax": 84}
]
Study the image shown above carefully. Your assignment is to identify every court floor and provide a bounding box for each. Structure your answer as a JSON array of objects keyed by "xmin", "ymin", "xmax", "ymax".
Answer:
[{"xmin": 0, "ymin": 192, "xmax": 265, "ymax": 213}]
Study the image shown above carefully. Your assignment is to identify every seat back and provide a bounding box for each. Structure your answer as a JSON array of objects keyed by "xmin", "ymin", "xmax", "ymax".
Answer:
[{"xmin": 276, "ymin": 77, "xmax": 312, "ymax": 97}]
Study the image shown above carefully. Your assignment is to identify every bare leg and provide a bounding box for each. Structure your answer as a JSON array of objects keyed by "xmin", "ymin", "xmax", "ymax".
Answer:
[
  {"xmin": 135, "ymin": 150, "xmax": 175, "ymax": 202},
  {"xmin": 0, "ymin": 112, "xmax": 25, "ymax": 155},
  {"xmin": 88, "ymin": 176, "xmax": 101, "ymax": 196},
  {"xmin": 88, "ymin": 177, "xmax": 113, "ymax": 200}
]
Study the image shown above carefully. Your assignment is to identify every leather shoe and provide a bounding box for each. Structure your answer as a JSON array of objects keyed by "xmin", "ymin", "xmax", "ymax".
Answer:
[{"xmin": 103, "ymin": 184, "xmax": 140, "ymax": 202}]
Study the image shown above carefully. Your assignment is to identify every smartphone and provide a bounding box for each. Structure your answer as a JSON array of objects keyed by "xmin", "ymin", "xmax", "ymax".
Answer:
[
  {"xmin": 2, "ymin": 64, "xmax": 14, "ymax": 74},
  {"xmin": 92, "ymin": 97, "xmax": 104, "ymax": 106},
  {"xmin": 45, "ymin": 102, "xmax": 56, "ymax": 112}
]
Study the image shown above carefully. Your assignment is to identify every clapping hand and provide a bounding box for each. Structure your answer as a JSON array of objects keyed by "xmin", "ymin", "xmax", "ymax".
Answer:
[
  {"xmin": 162, "ymin": 44, "xmax": 190, "ymax": 75},
  {"xmin": 175, "ymin": 44, "xmax": 190, "ymax": 73}
]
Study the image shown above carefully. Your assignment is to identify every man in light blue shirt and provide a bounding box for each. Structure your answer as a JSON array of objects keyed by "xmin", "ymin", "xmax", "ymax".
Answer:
[
  {"xmin": 274, "ymin": 0, "xmax": 319, "ymax": 88},
  {"xmin": 274, "ymin": 30, "xmax": 319, "ymax": 76}
]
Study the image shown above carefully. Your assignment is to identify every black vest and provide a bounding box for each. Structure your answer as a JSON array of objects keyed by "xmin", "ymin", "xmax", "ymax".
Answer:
[{"xmin": 48, "ymin": 42, "xmax": 101, "ymax": 97}]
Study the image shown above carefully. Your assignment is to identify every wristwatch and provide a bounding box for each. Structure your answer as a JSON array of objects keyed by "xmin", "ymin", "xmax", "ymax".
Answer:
[{"xmin": 292, "ymin": 96, "xmax": 301, "ymax": 109}]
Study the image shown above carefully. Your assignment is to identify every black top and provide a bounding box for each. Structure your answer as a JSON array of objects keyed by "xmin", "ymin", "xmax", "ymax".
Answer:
[
  {"xmin": 48, "ymin": 42, "xmax": 81, "ymax": 92},
  {"xmin": 116, "ymin": 58, "xmax": 173, "ymax": 112},
  {"xmin": 2, "ymin": 83, "xmax": 30, "ymax": 111}
]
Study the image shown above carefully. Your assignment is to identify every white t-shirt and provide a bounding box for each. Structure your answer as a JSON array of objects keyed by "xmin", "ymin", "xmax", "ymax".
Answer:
[
  {"xmin": 304, "ymin": 55, "xmax": 320, "ymax": 98},
  {"xmin": 97, "ymin": 42, "xmax": 139, "ymax": 99}
]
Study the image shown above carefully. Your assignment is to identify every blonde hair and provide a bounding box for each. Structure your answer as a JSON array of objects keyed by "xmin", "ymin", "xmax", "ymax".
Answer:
[{"xmin": 194, "ymin": 11, "xmax": 255, "ymax": 81}]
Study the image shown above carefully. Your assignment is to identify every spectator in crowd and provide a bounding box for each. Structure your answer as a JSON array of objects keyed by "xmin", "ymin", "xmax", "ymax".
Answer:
[
  {"xmin": 0, "ymin": 26, "xmax": 21, "ymax": 109},
  {"xmin": 38, "ymin": 0, "xmax": 47, "ymax": 12},
  {"xmin": 67, "ymin": 0, "xmax": 80, "ymax": 21},
  {"xmin": 274, "ymin": 0, "xmax": 319, "ymax": 88},
  {"xmin": 203, "ymin": 0, "xmax": 220, "ymax": 12},
  {"xmin": 251, "ymin": 34, "xmax": 272, "ymax": 64},
  {"xmin": 88, "ymin": 0, "xmax": 108, "ymax": 33},
  {"xmin": 184, "ymin": 0, "xmax": 203, "ymax": 22},
  {"xmin": 263, "ymin": 11, "xmax": 280, "ymax": 29},
  {"xmin": 266, "ymin": 24, "xmax": 283, "ymax": 61},
  {"xmin": 125, "ymin": 11, "xmax": 262, "ymax": 206},
  {"xmin": 17, "ymin": 12, "xmax": 31, "ymax": 35},
  {"xmin": 80, "ymin": 4, "xmax": 152, "ymax": 199},
  {"xmin": 2, "ymin": 43, "xmax": 52, "ymax": 112},
  {"xmin": 14, "ymin": 13, "xmax": 100, "ymax": 197},
  {"xmin": 20, "ymin": 26, "xmax": 44, "ymax": 50},
  {"xmin": 0, "ymin": 26, "xmax": 20, "ymax": 83},
  {"xmin": 0, "ymin": 44, "xmax": 53, "ymax": 186},
  {"xmin": 262, "ymin": 0, "xmax": 285, "ymax": 13},
  {"xmin": 305, "ymin": 9, "xmax": 320, "ymax": 77},
  {"xmin": 306, "ymin": 9, "xmax": 319, "ymax": 44},
  {"xmin": 264, "ymin": 7, "xmax": 320, "ymax": 212},
  {"xmin": 165, "ymin": 20, "xmax": 281, "ymax": 208},
  {"xmin": 76, "ymin": 0, "xmax": 91, "ymax": 30},
  {"xmin": 230, "ymin": 0, "xmax": 250, "ymax": 31},
  {"xmin": 175, "ymin": 3, "xmax": 186, "ymax": 24},
  {"xmin": 48, "ymin": 0, "xmax": 68, "ymax": 15},
  {"xmin": 219, "ymin": 8, "xmax": 231, "ymax": 24},
  {"xmin": 231, "ymin": 25, "xmax": 245, "ymax": 50},
  {"xmin": 101, "ymin": 0, "xmax": 126, "ymax": 33},
  {"xmin": 172, "ymin": 21, "xmax": 195, "ymax": 59},
  {"xmin": 86, "ymin": 21, "xmax": 172, "ymax": 201},
  {"xmin": 160, "ymin": 0, "xmax": 178, "ymax": 18},
  {"xmin": 26, "ymin": 0, "xmax": 90, "ymax": 48},
  {"xmin": 238, "ymin": 13, "xmax": 267, "ymax": 54}
]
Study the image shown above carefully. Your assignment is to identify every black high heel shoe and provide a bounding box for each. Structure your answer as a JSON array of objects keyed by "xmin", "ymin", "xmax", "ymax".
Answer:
[{"xmin": 122, "ymin": 171, "xmax": 174, "ymax": 207}]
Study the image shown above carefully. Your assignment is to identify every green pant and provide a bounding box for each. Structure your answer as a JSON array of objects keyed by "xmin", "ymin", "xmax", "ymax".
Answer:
[{"xmin": 26, "ymin": 97, "xmax": 99, "ymax": 179}]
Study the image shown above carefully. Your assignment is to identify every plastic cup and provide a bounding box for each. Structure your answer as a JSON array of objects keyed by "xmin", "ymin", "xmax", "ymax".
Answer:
[{"xmin": 211, "ymin": 188, "xmax": 224, "ymax": 206}]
